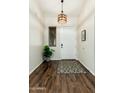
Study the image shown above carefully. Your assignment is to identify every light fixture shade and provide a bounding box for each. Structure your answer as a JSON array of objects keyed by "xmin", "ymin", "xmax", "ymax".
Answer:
[{"xmin": 58, "ymin": 13, "xmax": 67, "ymax": 24}]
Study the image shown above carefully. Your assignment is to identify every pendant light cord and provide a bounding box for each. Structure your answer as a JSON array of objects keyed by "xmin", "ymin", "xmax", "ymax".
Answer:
[{"xmin": 61, "ymin": 0, "xmax": 63, "ymax": 13}]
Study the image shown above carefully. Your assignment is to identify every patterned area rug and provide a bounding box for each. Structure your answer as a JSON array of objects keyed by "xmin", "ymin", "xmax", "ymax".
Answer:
[{"xmin": 57, "ymin": 61, "xmax": 86, "ymax": 74}]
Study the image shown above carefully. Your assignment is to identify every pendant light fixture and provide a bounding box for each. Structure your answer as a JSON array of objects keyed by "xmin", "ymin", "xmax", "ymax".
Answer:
[{"xmin": 58, "ymin": 0, "xmax": 67, "ymax": 24}]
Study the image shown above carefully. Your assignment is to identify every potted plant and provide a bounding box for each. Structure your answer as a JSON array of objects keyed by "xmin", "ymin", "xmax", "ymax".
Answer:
[{"xmin": 43, "ymin": 45, "xmax": 55, "ymax": 62}]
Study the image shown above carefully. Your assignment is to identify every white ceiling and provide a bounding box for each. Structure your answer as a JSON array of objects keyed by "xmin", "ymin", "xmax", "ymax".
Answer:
[
  {"xmin": 36, "ymin": 0, "xmax": 86, "ymax": 17},
  {"xmin": 31, "ymin": 0, "xmax": 94, "ymax": 26}
]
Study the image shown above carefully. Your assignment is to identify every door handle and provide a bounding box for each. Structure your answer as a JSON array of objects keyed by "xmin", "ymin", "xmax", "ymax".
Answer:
[{"xmin": 61, "ymin": 44, "xmax": 63, "ymax": 48}]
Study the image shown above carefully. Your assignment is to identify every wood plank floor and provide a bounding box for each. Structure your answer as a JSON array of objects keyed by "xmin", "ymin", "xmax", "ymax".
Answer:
[{"xmin": 29, "ymin": 60, "xmax": 95, "ymax": 93}]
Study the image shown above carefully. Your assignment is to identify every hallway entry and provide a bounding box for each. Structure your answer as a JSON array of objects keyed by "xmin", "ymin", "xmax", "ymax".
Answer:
[{"xmin": 47, "ymin": 26, "xmax": 77, "ymax": 60}]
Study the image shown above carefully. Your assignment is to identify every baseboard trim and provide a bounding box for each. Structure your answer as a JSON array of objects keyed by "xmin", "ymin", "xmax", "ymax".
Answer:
[
  {"xmin": 51, "ymin": 59, "xmax": 77, "ymax": 62},
  {"xmin": 29, "ymin": 61, "xmax": 43, "ymax": 75},
  {"xmin": 76, "ymin": 60, "xmax": 95, "ymax": 77},
  {"xmin": 61, "ymin": 59, "xmax": 77, "ymax": 61}
]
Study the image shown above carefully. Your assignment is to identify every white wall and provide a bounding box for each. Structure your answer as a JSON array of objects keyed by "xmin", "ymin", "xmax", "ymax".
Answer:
[
  {"xmin": 77, "ymin": 0, "xmax": 95, "ymax": 75},
  {"xmin": 29, "ymin": 0, "xmax": 45, "ymax": 74}
]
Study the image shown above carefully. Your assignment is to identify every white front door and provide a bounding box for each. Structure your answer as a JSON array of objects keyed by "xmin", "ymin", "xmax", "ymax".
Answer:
[{"xmin": 59, "ymin": 27, "xmax": 77, "ymax": 59}]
